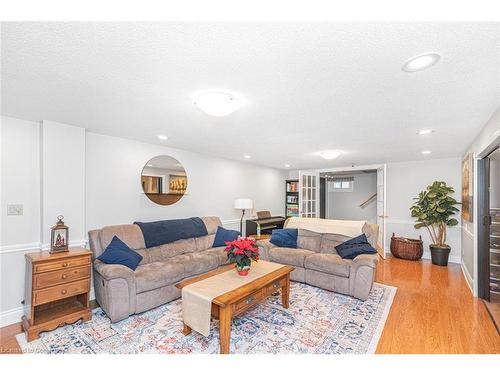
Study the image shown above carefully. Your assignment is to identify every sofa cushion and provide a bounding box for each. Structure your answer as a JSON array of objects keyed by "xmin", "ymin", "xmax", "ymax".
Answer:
[
  {"xmin": 201, "ymin": 247, "xmax": 230, "ymax": 266},
  {"xmin": 270, "ymin": 228, "xmax": 298, "ymax": 248},
  {"xmin": 304, "ymin": 253, "xmax": 351, "ymax": 277},
  {"xmin": 320, "ymin": 233, "xmax": 351, "ymax": 255},
  {"xmin": 297, "ymin": 229, "xmax": 322, "ymax": 252},
  {"xmin": 147, "ymin": 238, "xmax": 197, "ymax": 263},
  {"xmin": 170, "ymin": 253, "xmax": 219, "ymax": 277},
  {"xmin": 201, "ymin": 216, "xmax": 223, "ymax": 235},
  {"xmin": 134, "ymin": 261, "xmax": 184, "ymax": 293},
  {"xmin": 97, "ymin": 236, "xmax": 143, "ymax": 271},
  {"xmin": 213, "ymin": 226, "xmax": 240, "ymax": 247},
  {"xmin": 100, "ymin": 224, "xmax": 146, "ymax": 251},
  {"xmin": 269, "ymin": 247, "xmax": 315, "ymax": 267},
  {"xmin": 335, "ymin": 234, "xmax": 377, "ymax": 260},
  {"xmin": 195, "ymin": 234, "xmax": 216, "ymax": 252}
]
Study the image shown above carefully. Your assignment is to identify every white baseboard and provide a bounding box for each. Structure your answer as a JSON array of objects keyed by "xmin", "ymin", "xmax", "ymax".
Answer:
[
  {"xmin": 0, "ymin": 306, "xmax": 24, "ymax": 328},
  {"xmin": 461, "ymin": 261, "xmax": 474, "ymax": 293}
]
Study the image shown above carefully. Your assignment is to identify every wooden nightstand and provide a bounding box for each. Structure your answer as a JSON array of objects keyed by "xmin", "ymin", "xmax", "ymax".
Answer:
[{"xmin": 22, "ymin": 248, "xmax": 92, "ymax": 342}]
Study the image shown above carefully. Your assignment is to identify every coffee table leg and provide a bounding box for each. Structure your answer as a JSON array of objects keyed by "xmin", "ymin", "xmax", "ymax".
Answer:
[
  {"xmin": 219, "ymin": 306, "xmax": 232, "ymax": 354},
  {"xmin": 182, "ymin": 323, "xmax": 192, "ymax": 336},
  {"xmin": 281, "ymin": 274, "xmax": 290, "ymax": 309}
]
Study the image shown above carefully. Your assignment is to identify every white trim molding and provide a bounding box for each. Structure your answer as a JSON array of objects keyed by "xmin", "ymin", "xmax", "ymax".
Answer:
[
  {"xmin": 0, "ymin": 306, "xmax": 24, "ymax": 328},
  {"xmin": 0, "ymin": 240, "xmax": 87, "ymax": 254}
]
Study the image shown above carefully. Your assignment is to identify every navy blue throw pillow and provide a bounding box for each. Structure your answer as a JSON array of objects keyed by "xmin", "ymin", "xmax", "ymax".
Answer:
[
  {"xmin": 270, "ymin": 228, "xmax": 298, "ymax": 248},
  {"xmin": 335, "ymin": 234, "xmax": 377, "ymax": 259},
  {"xmin": 213, "ymin": 226, "xmax": 240, "ymax": 247},
  {"xmin": 97, "ymin": 236, "xmax": 143, "ymax": 270}
]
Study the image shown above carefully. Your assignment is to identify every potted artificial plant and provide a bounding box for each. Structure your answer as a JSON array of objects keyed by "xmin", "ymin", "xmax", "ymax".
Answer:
[{"xmin": 410, "ymin": 181, "xmax": 460, "ymax": 266}]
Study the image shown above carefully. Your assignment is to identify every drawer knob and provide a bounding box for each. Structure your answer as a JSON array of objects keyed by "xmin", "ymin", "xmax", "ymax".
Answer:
[
  {"xmin": 61, "ymin": 289, "xmax": 67, "ymax": 295},
  {"xmin": 62, "ymin": 274, "xmax": 68, "ymax": 279},
  {"xmin": 62, "ymin": 263, "xmax": 68, "ymax": 267},
  {"xmin": 245, "ymin": 296, "xmax": 255, "ymax": 305}
]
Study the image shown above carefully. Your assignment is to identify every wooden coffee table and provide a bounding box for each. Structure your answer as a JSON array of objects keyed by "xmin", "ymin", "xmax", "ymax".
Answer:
[{"xmin": 175, "ymin": 263, "xmax": 294, "ymax": 354}]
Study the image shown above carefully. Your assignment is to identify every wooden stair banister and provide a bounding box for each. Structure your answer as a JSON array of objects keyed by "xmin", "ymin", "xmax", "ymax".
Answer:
[{"xmin": 360, "ymin": 193, "xmax": 377, "ymax": 208}]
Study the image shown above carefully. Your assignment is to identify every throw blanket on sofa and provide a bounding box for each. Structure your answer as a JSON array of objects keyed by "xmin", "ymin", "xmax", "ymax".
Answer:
[
  {"xmin": 285, "ymin": 217, "xmax": 365, "ymax": 238},
  {"xmin": 134, "ymin": 217, "xmax": 208, "ymax": 248}
]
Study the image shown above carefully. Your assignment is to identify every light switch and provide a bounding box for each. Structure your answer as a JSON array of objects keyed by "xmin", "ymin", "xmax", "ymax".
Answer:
[{"xmin": 7, "ymin": 204, "xmax": 23, "ymax": 216}]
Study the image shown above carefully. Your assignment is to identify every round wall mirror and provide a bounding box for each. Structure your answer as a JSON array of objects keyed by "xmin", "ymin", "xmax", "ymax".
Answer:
[{"xmin": 141, "ymin": 155, "xmax": 188, "ymax": 205}]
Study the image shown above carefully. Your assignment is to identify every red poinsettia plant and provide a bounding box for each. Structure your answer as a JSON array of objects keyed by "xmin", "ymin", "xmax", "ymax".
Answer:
[{"xmin": 224, "ymin": 238, "xmax": 260, "ymax": 276}]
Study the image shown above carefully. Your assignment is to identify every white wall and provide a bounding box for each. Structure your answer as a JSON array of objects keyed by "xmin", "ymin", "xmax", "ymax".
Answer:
[
  {"xmin": 1, "ymin": 117, "xmax": 41, "ymax": 326},
  {"xmin": 462, "ymin": 106, "xmax": 500, "ymax": 294},
  {"xmin": 326, "ymin": 172, "xmax": 377, "ymax": 222},
  {"xmin": 385, "ymin": 158, "xmax": 462, "ymax": 264},
  {"xmin": 0, "ymin": 116, "xmax": 286, "ymax": 327},
  {"xmin": 85, "ymin": 132, "xmax": 286, "ymax": 231},
  {"xmin": 41, "ymin": 121, "xmax": 86, "ymax": 247}
]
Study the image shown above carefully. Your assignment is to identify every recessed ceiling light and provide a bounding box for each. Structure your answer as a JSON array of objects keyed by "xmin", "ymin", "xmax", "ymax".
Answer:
[
  {"xmin": 194, "ymin": 91, "xmax": 241, "ymax": 116},
  {"xmin": 417, "ymin": 129, "xmax": 434, "ymax": 135},
  {"xmin": 284, "ymin": 164, "xmax": 291, "ymax": 168},
  {"xmin": 402, "ymin": 52, "xmax": 440, "ymax": 72},
  {"xmin": 421, "ymin": 150, "xmax": 432, "ymax": 155},
  {"xmin": 319, "ymin": 150, "xmax": 342, "ymax": 160},
  {"xmin": 157, "ymin": 135, "xmax": 168, "ymax": 141},
  {"xmin": 244, "ymin": 155, "xmax": 251, "ymax": 159}
]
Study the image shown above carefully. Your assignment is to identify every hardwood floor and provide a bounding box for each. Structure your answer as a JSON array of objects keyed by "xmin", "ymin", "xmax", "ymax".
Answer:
[
  {"xmin": 1, "ymin": 258, "xmax": 499, "ymax": 354},
  {"xmin": 375, "ymin": 257, "xmax": 500, "ymax": 354},
  {"xmin": 483, "ymin": 294, "xmax": 500, "ymax": 334}
]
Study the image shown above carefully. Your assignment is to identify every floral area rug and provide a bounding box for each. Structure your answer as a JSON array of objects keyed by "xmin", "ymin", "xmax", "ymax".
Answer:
[{"xmin": 17, "ymin": 282, "xmax": 396, "ymax": 354}]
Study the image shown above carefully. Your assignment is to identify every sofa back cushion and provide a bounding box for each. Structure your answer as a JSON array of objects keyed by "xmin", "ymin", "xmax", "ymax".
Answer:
[
  {"xmin": 146, "ymin": 237, "xmax": 197, "ymax": 263},
  {"xmin": 195, "ymin": 234, "xmax": 216, "ymax": 252},
  {"xmin": 95, "ymin": 224, "xmax": 146, "ymax": 258},
  {"xmin": 320, "ymin": 233, "xmax": 351, "ymax": 255},
  {"xmin": 297, "ymin": 229, "xmax": 322, "ymax": 252}
]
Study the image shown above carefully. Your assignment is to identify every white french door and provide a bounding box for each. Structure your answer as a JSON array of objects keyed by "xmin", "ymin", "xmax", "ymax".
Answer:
[
  {"xmin": 298, "ymin": 170, "xmax": 320, "ymax": 217},
  {"xmin": 376, "ymin": 165, "xmax": 387, "ymax": 258}
]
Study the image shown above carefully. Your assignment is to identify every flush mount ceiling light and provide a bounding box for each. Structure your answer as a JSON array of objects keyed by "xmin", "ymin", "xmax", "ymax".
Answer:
[
  {"xmin": 318, "ymin": 150, "xmax": 342, "ymax": 160},
  {"xmin": 421, "ymin": 150, "xmax": 432, "ymax": 155},
  {"xmin": 244, "ymin": 155, "xmax": 251, "ymax": 159},
  {"xmin": 402, "ymin": 52, "xmax": 440, "ymax": 72},
  {"xmin": 157, "ymin": 135, "xmax": 168, "ymax": 141},
  {"xmin": 284, "ymin": 164, "xmax": 291, "ymax": 168},
  {"xmin": 194, "ymin": 91, "xmax": 241, "ymax": 116},
  {"xmin": 417, "ymin": 129, "xmax": 435, "ymax": 135}
]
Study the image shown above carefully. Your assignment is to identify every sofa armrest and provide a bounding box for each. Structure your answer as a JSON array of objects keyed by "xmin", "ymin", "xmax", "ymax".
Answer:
[
  {"xmin": 93, "ymin": 259, "xmax": 137, "ymax": 322},
  {"xmin": 256, "ymin": 239, "xmax": 275, "ymax": 261},
  {"xmin": 94, "ymin": 259, "xmax": 135, "ymax": 282},
  {"xmin": 352, "ymin": 253, "xmax": 378, "ymax": 268}
]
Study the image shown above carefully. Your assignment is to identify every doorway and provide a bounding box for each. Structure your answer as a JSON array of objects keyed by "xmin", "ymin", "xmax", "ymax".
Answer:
[
  {"xmin": 320, "ymin": 170, "xmax": 378, "ymax": 223},
  {"xmin": 298, "ymin": 164, "xmax": 387, "ymax": 258}
]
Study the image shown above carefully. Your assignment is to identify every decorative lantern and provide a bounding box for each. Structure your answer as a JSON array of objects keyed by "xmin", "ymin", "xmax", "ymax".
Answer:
[{"xmin": 50, "ymin": 215, "xmax": 69, "ymax": 253}]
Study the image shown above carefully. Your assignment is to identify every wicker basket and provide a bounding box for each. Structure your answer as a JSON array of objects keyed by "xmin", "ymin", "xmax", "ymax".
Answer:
[{"xmin": 390, "ymin": 233, "xmax": 423, "ymax": 260}]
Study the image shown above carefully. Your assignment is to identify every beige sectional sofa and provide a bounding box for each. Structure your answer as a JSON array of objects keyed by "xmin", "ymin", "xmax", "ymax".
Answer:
[
  {"xmin": 89, "ymin": 216, "xmax": 379, "ymax": 323},
  {"xmin": 258, "ymin": 221, "xmax": 379, "ymax": 300},
  {"xmin": 88, "ymin": 216, "xmax": 229, "ymax": 322}
]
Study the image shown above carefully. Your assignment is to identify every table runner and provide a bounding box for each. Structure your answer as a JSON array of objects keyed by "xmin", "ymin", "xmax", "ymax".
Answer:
[{"xmin": 182, "ymin": 260, "xmax": 284, "ymax": 336}]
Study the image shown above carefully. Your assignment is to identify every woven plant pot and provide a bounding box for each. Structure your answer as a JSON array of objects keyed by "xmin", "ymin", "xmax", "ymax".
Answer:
[{"xmin": 390, "ymin": 233, "xmax": 423, "ymax": 260}]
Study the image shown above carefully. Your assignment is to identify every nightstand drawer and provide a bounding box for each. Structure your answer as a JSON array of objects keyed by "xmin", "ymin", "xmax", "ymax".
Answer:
[
  {"xmin": 34, "ymin": 256, "xmax": 90, "ymax": 274},
  {"xmin": 33, "ymin": 266, "xmax": 90, "ymax": 290},
  {"xmin": 33, "ymin": 279, "xmax": 90, "ymax": 306}
]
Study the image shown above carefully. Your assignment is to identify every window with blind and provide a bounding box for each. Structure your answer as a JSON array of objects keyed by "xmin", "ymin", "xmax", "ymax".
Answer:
[{"xmin": 328, "ymin": 176, "xmax": 354, "ymax": 192}]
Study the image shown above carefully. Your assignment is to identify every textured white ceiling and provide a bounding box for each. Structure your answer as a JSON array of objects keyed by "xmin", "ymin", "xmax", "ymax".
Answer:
[{"xmin": 1, "ymin": 22, "xmax": 499, "ymax": 169}]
